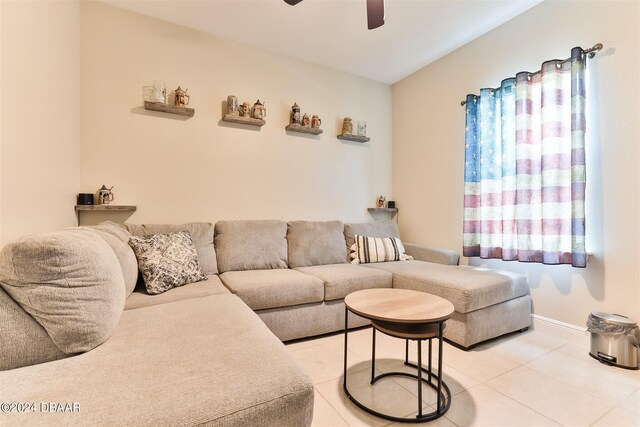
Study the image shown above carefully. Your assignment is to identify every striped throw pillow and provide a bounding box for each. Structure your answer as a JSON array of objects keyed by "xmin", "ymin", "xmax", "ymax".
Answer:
[{"xmin": 350, "ymin": 235, "xmax": 413, "ymax": 264}]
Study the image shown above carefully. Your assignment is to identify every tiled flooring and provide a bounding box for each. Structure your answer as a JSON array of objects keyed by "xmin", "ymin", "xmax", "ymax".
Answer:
[{"xmin": 286, "ymin": 327, "xmax": 640, "ymax": 427}]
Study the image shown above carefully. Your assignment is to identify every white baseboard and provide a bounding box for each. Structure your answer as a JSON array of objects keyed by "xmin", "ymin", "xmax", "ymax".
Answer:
[{"xmin": 531, "ymin": 314, "xmax": 589, "ymax": 345}]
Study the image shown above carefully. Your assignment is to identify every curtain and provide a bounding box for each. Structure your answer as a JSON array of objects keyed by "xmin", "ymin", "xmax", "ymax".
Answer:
[{"xmin": 463, "ymin": 47, "xmax": 587, "ymax": 267}]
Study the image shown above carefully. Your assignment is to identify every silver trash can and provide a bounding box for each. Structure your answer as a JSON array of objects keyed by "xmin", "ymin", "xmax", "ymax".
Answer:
[{"xmin": 587, "ymin": 312, "xmax": 639, "ymax": 370}]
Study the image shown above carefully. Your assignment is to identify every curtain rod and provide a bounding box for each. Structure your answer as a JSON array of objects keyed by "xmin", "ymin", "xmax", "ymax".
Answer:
[{"xmin": 460, "ymin": 43, "xmax": 603, "ymax": 106}]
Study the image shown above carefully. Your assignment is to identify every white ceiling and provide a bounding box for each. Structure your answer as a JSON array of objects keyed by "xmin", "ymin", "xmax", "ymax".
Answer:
[{"xmin": 102, "ymin": 0, "xmax": 542, "ymax": 84}]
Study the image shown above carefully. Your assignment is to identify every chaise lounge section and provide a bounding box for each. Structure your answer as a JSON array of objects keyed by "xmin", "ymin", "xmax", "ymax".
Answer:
[
  {"xmin": 0, "ymin": 295, "xmax": 313, "ymax": 427},
  {"xmin": 342, "ymin": 221, "xmax": 532, "ymax": 349}
]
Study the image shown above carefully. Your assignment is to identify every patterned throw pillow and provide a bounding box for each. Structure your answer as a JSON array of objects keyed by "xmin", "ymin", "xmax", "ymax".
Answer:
[
  {"xmin": 128, "ymin": 231, "xmax": 207, "ymax": 295},
  {"xmin": 350, "ymin": 234, "xmax": 413, "ymax": 265}
]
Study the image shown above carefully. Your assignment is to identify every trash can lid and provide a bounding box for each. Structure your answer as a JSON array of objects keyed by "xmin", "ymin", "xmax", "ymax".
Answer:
[{"xmin": 591, "ymin": 312, "xmax": 637, "ymax": 326}]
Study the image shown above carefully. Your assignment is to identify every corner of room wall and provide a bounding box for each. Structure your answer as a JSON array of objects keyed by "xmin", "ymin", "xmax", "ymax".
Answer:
[
  {"xmin": 1, "ymin": 0, "xmax": 81, "ymax": 244},
  {"xmin": 0, "ymin": 0, "xmax": 4, "ymax": 245}
]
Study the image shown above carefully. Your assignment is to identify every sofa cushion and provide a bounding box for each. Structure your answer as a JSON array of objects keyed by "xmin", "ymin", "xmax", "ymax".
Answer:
[
  {"xmin": 0, "ymin": 295, "xmax": 314, "ymax": 427},
  {"xmin": 445, "ymin": 295, "xmax": 532, "ymax": 348},
  {"xmin": 0, "ymin": 228, "xmax": 125, "ymax": 355},
  {"xmin": 350, "ymin": 235, "xmax": 412, "ymax": 264},
  {"xmin": 215, "ymin": 220, "xmax": 288, "ymax": 273},
  {"xmin": 124, "ymin": 222, "xmax": 218, "ymax": 275},
  {"xmin": 295, "ymin": 264, "xmax": 392, "ymax": 301},
  {"xmin": 257, "ymin": 300, "xmax": 371, "ymax": 342},
  {"xmin": 364, "ymin": 260, "xmax": 529, "ymax": 313},
  {"xmin": 344, "ymin": 220, "xmax": 400, "ymax": 251},
  {"xmin": 403, "ymin": 242, "xmax": 460, "ymax": 266},
  {"xmin": 125, "ymin": 275, "xmax": 230, "ymax": 310},
  {"xmin": 220, "ymin": 269, "xmax": 323, "ymax": 310},
  {"xmin": 129, "ymin": 231, "xmax": 207, "ymax": 295},
  {"xmin": 287, "ymin": 220, "xmax": 348, "ymax": 267},
  {"xmin": 90, "ymin": 221, "xmax": 138, "ymax": 297},
  {"xmin": 0, "ymin": 287, "xmax": 66, "ymax": 371}
]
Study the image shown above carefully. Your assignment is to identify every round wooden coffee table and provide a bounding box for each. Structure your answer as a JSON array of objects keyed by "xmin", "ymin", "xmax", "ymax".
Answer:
[{"xmin": 343, "ymin": 288, "xmax": 454, "ymax": 423}]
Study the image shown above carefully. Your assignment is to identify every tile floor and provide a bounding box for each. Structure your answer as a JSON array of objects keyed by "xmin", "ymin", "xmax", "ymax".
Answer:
[{"xmin": 286, "ymin": 327, "xmax": 640, "ymax": 427}]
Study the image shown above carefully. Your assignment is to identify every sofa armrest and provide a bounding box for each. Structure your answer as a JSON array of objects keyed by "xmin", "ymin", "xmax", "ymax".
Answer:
[{"xmin": 403, "ymin": 242, "xmax": 460, "ymax": 265}]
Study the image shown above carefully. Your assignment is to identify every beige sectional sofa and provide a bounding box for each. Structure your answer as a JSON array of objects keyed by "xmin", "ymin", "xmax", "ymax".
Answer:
[{"xmin": 0, "ymin": 219, "xmax": 531, "ymax": 426}]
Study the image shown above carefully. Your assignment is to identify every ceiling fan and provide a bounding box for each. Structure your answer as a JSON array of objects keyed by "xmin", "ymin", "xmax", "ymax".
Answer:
[{"xmin": 284, "ymin": 0, "xmax": 385, "ymax": 30}]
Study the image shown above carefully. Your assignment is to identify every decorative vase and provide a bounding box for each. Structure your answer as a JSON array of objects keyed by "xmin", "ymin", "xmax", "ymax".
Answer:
[
  {"xmin": 252, "ymin": 100, "xmax": 266, "ymax": 119},
  {"xmin": 152, "ymin": 80, "xmax": 166, "ymax": 103},
  {"xmin": 311, "ymin": 115, "xmax": 321, "ymax": 129},
  {"xmin": 357, "ymin": 121, "xmax": 367, "ymax": 137},
  {"xmin": 342, "ymin": 117, "xmax": 353, "ymax": 135},
  {"xmin": 239, "ymin": 102, "xmax": 250, "ymax": 117},
  {"xmin": 291, "ymin": 103, "xmax": 301, "ymax": 125},
  {"xmin": 174, "ymin": 86, "xmax": 190, "ymax": 107},
  {"xmin": 98, "ymin": 185, "xmax": 114, "ymax": 205},
  {"xmin": 227, "ymin": 95, "xmax": 238, "ymax": 115}
]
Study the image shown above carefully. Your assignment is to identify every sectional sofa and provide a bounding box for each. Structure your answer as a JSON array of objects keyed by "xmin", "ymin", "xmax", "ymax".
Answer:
[{"xmin": 0, "ymin": 219, "xmax": 531, "ymax": 426}]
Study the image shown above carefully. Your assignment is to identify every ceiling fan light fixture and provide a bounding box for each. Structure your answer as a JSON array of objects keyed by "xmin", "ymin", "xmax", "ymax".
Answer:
[
  {"xmin": 282, "ymin": 0, "xmax": 385, "ymax": 29},
  {"xmin": 367, "ymin": 0, "xmax": 385, "ymax": 30}
]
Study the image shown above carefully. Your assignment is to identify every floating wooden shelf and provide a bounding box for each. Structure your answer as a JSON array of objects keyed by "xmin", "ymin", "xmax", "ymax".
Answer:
[
  {"xmin": 75, "ymin": 205, "xmax": 137, "ymax": 211},
  {"xmin": 222, "ymin": 114, "xmax": 266, "ymax": 127},
  {"xmin": 285, "ymin": 124, "xmax": 323, "ymax": 135},
  {"xmin": 368, "ymin": 207, "xmax": 398, "ymax": 221},
  {"xmin": 368, "ymin": 208, "xmax": 398, "ymax": 214},
  {"xmin": 338, "ymin": 134, "xmax": 370, "ymax": 143},
  {"xmin": 75, "ymin": 205, "xmax": 137, "ymax": 226},
  {"xmin": 144, "ymin": 101, "xmax": 195, "ymax": 117}
]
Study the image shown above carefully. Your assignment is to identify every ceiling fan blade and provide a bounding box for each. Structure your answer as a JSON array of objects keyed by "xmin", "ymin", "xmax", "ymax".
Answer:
[
  {"xmin": 284, "ymin": 0, "xmax": 303, "ymax": 5},
  {"xmin": 367, "ymin": 0, "xmax": 385, "ymax": 29}
]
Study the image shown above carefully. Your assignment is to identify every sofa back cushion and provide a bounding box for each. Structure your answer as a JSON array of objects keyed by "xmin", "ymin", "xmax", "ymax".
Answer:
[
  {"xmin": 215, "ymin": 220, "xmax": 288, "ymax": 273},
  {"xmin": 0, "ymin": 286, "xmax": 67, "ymax": 371},
  {"xmin": 344, "ymin": 220, "xmax": 400, "ymax": 250},
  {"xmin": 0, "ymin": 228, "xmax": 125, "ymax": 355},
  {"xmin": 124, "ymin": 222, "xmax": 217, "ymax": 275},
  {"xmin": 287, "ymin": 221, "xmax": 348, "ymax": 268},
  {"xmin": 88, "ymin": 221, "xmax": 138, "ymax": 298}
]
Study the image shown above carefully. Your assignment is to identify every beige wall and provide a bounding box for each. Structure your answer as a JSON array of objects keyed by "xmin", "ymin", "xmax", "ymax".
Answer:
[
  {"xmin": 392, "ymin": 0, "xmax": 640, "ymax": 326},
  {"xmin": 0, "ymin": 0, "xmax": 80, "ymax": 244},
  {"xmin": 79, "ymin": 2, "xmax": 392, "ymax": 227},
  {"xmin": 0, "ymin": 1, "xmax": 4, "ymax": 244}
]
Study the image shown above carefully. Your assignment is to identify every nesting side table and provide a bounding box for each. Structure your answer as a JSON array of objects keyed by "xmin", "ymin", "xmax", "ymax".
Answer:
[{"xmin": 343, "ymin": 288, "xmax": 454, "ymax": 423}]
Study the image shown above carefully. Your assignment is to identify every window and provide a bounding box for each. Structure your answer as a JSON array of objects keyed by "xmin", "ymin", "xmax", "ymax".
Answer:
[{"xmin": 463, "ymin": 46, "xmax": 594, "ymax": 267}]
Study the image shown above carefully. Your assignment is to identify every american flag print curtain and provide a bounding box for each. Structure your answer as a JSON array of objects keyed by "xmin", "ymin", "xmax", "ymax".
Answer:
[{"xmin": 463, "ymin": 47, "xmax": 587, "ymax": 267}]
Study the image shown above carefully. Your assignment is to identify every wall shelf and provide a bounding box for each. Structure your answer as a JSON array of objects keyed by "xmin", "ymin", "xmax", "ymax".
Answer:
[
  {"xmin": 338, "ymin": 134, "xmax": 370, "ymax": 143},
  {"xmin": 75, "ymin": 205, "xmax": 137, "ymax": 226},
  {"xmin": 367, "ymin": 208, "xmax": 398, "ymax": 214},
  {"xmin": 144, "ymin": 101, "xmax": 195, "ymax": 117},
  {"xmin": 223, "ymin": 114, "xmax": 265, "ymax": 127},
  {"xmin": 75, "ymin": 205, "xmax": 137, "ymax": 212},
  {"xmin": 285, "ymin": 124, "xmax": 323, "ymax": 135},
  {"xmin": 367, "ymin": 207, "xmax": 398, "ymax": 222}
]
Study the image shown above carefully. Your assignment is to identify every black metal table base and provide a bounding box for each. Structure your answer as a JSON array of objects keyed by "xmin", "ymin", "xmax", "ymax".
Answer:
[{"xmin": 343, "ymin": 308, "xmax": 452, "ymax": 423}]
